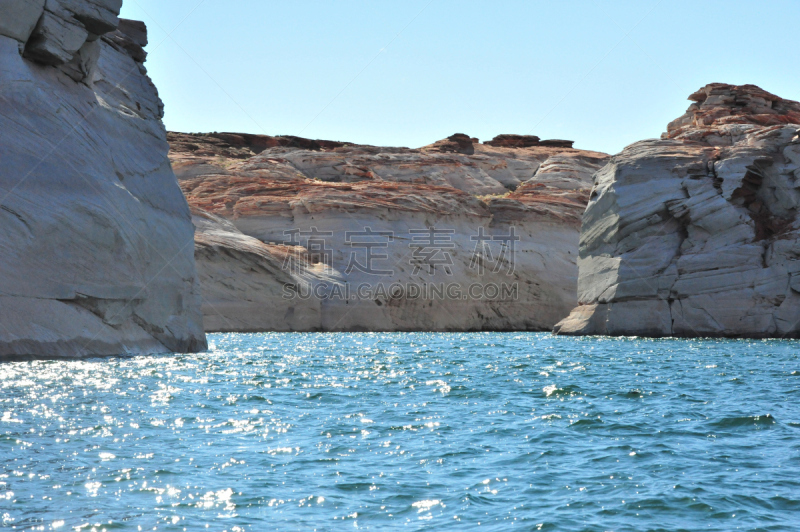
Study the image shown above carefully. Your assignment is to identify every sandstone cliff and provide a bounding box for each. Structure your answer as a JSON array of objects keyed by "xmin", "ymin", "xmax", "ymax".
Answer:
[
  {"xmin": 171, "ymin": 132, "xmax": 609, "ymax": 331},
  {"xmin": 555, "ymin": 83, "xmax": 800, "ymax": 337},
  {"xmin": 0, "ymin": 1, "xmax": 206, "ymax": 357}
]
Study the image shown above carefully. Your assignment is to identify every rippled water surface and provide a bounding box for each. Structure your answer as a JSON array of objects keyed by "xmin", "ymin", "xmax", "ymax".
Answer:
[{"xmin": 2, "ymin": 333, "xmax": 800, "ymax": 531}]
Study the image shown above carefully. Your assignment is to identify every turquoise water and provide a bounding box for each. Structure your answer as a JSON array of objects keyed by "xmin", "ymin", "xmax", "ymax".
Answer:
[{"xmin": 1, "ymin": 333, "xmax": 799, "ymax": 531}]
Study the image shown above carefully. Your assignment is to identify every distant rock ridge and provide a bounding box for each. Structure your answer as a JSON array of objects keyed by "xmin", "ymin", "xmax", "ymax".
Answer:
[
  {"xmin": 170, "ymin": 130, "xmax": 610, "ymax": 332},
  {"xmin": 169, "ymin": 131, "xmax": 579, "ymax": 160},
  {"xmin": 168, "ymin": 131, "xmax": 354, "ymax": 159},
  {"xmin": 555, "ymin": 83, "xmax": 800, "ymax": 338},
  {"xmin": 484, "ymin": 134, "xmax": 574, "ymax": 149},
  {"xmin": 171, "ymin": 131, "xmax": 608, "ymax": 195},
  {"xmin": 0, "ymin": 1, "xmax": 206, "ymax": 357}
]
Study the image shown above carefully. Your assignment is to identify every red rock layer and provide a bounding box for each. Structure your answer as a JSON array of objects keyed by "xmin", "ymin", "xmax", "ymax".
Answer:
[
  {"xmin": 665, "ymin": 83, "xmax": 800, "ymax": 139},
  {"xmin": 494, "ymin": 183, "xmax": 591, "ymax": 226},
  {"xmin": 174, "ymin": 131, "xmax": 611, "ymax": 231},
  {"xmin": 181, "ymin": 175, "xmax": 491, "ymax": 219}
]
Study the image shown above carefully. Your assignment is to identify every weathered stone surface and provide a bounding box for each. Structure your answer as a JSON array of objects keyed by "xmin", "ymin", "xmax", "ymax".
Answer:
[
  {"xmin": 104, "ymin": 18, "xmax": 146, "ymax": 62},
  {"xmin": 58, "ymin": 37, "xmax": 99, "ymax": 82},
  {"xmin": 555, "ymin": 83, "xmax": 800, "ymax": 338},
  {"xmin": 525, "ymin": 152, "xmax": 610, "ymax": 190},
  {"xmin": 19, "ymin": 0, "xmax": 122, "ymax": 66},
  {"xmin": 192, "ymin": 207, "xmax": 337, "ymax": 332},
  {"xmin": 59, "ymin": 0, "xmax": 121, "ymax": 36},
  {"xmin": 0, "ymin": 0, "xmax": 45, "ymax": 43},
  {"xmin": 24, "ymin": 2, "xmax": 89, "ymax": 65},
  {"xmin": 0, "ymin": 6, "xmax": 206, "ymax": 357},
  {"xmin": 175, "ymin": 133, "xmax": 609, "ymax": 332}
]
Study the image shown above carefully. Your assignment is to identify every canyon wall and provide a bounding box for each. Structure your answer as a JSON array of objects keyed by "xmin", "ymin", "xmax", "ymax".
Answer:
[
  {"xmin": 171, "ymin": 133, "xmax": 609, "ymax": 331},
  {"xmin": 555, "ymin": 84, "xmax": 800, "ymax": 337},
  {"xmin": 0, "ymin": 1, "xmax": 206, "ymax": 357}
]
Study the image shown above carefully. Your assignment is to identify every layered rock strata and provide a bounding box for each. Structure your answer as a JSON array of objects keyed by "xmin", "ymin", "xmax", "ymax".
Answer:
[
  {"xmin": 0, "ymin": 1, "xmax": 206, "ymax": 357},
  {"xmin": 555, "ymin": 84, "xmax": 800, "ymax": 337},
  {"xmin": 173, "ymin": 133, "xmax": 609, "ymax": 331},
  {"xmin": 170, "ymin": 131, "xmax": 606, "ymax": 194}
]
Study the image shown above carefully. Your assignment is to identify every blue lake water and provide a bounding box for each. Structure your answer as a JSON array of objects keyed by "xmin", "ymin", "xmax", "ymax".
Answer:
[{"xmin": 1, "ymin": 333, "xmax": 799, "ymax": 531}]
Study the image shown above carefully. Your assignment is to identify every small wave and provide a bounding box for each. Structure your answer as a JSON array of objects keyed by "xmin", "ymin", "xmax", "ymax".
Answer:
[
  {"xmin": 769, "ymin": 495, "xmax": 800, "ymax": 511},
  {"xmin": 542, "ymin": 384, "xmax": 581, "ymax": 397},
  {"xmin": 539, "ymin": 413, "xmax": 562, "ymax": 421},
  {"xmin": 710, "ymin": 414, "xmax": 777, "ymax": 429},
  {"xmin": 412, "ymin": 499, "xmax": 443, "ymax": 513},
  {"xmin": 249, "ymin": 395, "xmax": 274, "ymax": 403},
  {"xmin": 0, "ymin": 412, "xmax": 22, "ymax": 423},
  {"xmin": 622, "ymin": 389, "xmax": 644, "ymax": 398},
  {"xmin": 569, "ymin": 418, "xmax": 604, "ymax": 429},
  {"xmin": 425, "ymin": 380, "xmax": 451, "ymax": 394}
]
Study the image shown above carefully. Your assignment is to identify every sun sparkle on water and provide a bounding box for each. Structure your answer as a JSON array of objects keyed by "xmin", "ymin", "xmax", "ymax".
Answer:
[{"xmin": 1, "ymin": 332, "xmax": 799, "ymax": 531}]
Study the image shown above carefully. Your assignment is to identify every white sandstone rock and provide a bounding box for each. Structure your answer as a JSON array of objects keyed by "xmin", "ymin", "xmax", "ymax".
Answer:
[
  {"xmin": 0, "ymin": 4, "xmax": 206, "ymax": 357},
  {"xmin": 556, "ymin": 83, "xmax": 800, "ymax": 338},
  {"xmin": 191, "ymin": 201, "xmax": 581, "ymax": 332}
]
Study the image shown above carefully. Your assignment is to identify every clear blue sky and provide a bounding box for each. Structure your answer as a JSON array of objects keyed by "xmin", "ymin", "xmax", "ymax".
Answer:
[{"xmin": 119, "ymin": 0, "xmax": 800, "ymax": 155}]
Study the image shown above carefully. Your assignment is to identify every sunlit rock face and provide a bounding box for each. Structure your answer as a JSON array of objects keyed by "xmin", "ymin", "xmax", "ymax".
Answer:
[
  {"xmin": 555, "ymin": 84, "xmax": 800, "ymax": 338},
  {"xmin": 0, "ymin": 1, "xmax": 206, "ymax": 357},
  {"xmin": 171, "ymin": 132, "xmax": 609, "ymax": 332}
]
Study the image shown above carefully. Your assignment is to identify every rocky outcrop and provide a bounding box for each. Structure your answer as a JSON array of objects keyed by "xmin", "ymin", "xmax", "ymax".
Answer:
[
  {"xmin": 426, "ymin": 133, "xmax": 479, "ymax": 155},
  {"xmin": 484, "ymin": 134, "xmax": 574, "ymax": 149},
  {"xmin": 555, "ymin": 83, "xmax": 800, "ymax": 338},
  {"xmin": 174, "ymin": 133, "xmax": 609, "ymax": 332},
  {"xmin": 0, "ymin": 1, "xmax": 206, "ymax": 357}
]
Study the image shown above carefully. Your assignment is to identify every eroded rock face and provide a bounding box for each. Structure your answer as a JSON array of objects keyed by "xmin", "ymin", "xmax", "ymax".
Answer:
[
  {"xmin": 0, "ymin": 2, "xmax": 206, "ymax": 357},
  {"xmin": 174, "ymin": 134, "xmax": 609, "ymax": 332},
  {"xmin": 555, "ymin": 83, "xmax": 800, "ymax": 338},
  {"xmin": 171, "ymin": 131, "xmax": 607, "ymax": 194}
]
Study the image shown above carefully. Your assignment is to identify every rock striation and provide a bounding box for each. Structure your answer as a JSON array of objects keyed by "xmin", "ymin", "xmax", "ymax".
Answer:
[
  {"xmin": 172, "ymin": 133, "xmax": 609, "ymax": 332},
  {"xmin": 555, "ymin": 83, "xmax": 800, "ymax": 338},
  {"xmin": 0, "ymin": 1, "xmax": 206, "ymax": 357}
]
